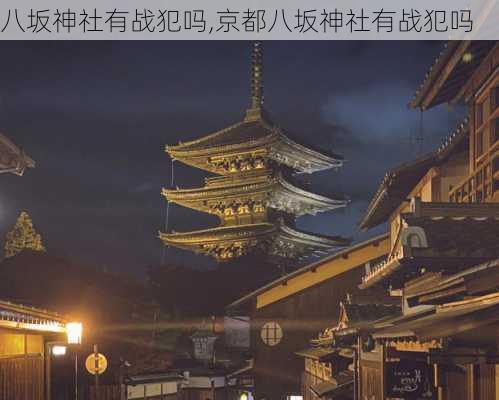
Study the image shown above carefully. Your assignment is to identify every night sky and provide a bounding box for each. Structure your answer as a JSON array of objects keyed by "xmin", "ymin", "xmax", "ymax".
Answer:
[{"xmin": 0, "ymin": 41, "xmax": 466, "ymax": 277}]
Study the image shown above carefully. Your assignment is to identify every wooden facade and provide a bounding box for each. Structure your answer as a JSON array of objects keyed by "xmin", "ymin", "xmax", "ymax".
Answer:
[
  {"xmin": 450, "ymin": 44, "xmax": 499, "ymax": 204},
  {"xmin": 0, "ymin": 353, "xmax": 44, "ymax": 400},
  {"xmin": 0, "ymin": 300, "xmax": 68, "ymax": 400},
  {"xmin": 351, "ymin": 40, "xmax": 499, "ymax": 400},
  {"xmin": 227, "ymin": 234, "xmax": 390, "ymax": 400}
]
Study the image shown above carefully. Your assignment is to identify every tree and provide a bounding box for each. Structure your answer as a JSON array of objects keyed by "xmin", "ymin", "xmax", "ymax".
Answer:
[{"xmin": 4, "ymin": 211, "xmax": 46, "ymax": 258}]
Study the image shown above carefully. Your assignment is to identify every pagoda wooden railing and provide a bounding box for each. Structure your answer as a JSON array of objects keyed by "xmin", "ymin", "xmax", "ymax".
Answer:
[{"xmin": 449, "ymin": 143, "xmax": 499, "ymax": 204}]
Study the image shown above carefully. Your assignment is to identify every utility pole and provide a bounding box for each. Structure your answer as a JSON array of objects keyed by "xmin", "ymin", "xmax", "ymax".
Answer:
[{"xmin": 94, "ymin": 344, "xmax": 100, "ymax": 400}]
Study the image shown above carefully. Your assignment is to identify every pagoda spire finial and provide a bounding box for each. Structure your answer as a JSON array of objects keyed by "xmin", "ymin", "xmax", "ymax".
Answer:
[
  {"xmin": 251, "ymin": 41, "xmax": 264, "ymax": 109},
  {"xmin": 245, "ymin": 41, "xmax": 269, "ymax": 122}
]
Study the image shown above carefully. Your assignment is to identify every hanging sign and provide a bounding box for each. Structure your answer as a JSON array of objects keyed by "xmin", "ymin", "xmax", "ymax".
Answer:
[{"xmin": 385, "ymin": 360, "xmax": 433, "ymax": 399}]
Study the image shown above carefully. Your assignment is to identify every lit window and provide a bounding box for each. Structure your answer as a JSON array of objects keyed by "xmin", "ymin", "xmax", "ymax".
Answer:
[
  {"xmin": 52, "ymin": 345, "xmax": 67, "ymax": 356},
  {"xmin": 260, "ymin": 321, "xmax": 283, "ymax": 346},
  {"xmin": 286, "ymin": 396, "xmax": 303, "ymax": 400}
]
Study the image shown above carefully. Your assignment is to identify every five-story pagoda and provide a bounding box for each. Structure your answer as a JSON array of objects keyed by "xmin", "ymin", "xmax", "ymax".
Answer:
[{"xmin": 159, "ymin": 42, "xmax": 351, "ymax": 262}]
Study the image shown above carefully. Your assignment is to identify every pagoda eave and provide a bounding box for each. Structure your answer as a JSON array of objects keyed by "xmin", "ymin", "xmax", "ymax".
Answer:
[
  {"xmin": 162, "ymin": 173, "xmax": 347, "ymax": 217},
  {"xmin": 166, "ymin": 121, "xmax": 343, "ymax": 175},
  {"xmin": 159, "ymin": 220, "xmax": 351, "ymax": 261},
  {"xmin": 269, "ymin": 131, "xmax": 344, "ymax": 173}
]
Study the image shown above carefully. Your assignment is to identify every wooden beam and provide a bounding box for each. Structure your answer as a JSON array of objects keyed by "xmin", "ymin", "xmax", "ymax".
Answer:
[{"xmin": 421, "ymin": 41, "xmax": 471, "ymax": 110}]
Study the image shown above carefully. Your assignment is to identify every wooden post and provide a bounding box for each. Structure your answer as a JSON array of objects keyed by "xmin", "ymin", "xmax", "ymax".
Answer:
[
  {"xmin": 381, "ymin": 342, "xmax": 386, "ymax": 400},
  {"xmin": 94, "ymin": 344, "xmax": 100, "ymax": 400},
  {"xmin": 75, "ymin": 351, "xmax": 79, "ymax": 400},
  {"xmin": 45, "ymin": 341, "xmax": 51, "ymax": 400},
  {"xmin": 495, "ymin": 365, "xmax": 499, "ymax": 400}
]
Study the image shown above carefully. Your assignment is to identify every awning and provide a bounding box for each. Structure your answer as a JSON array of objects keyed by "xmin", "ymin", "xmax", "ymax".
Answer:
[
  {"xmin": 125, "ymin": 373, "xmax": 183, "ymax": 385},
  {"xmin": 372, "ymin": 293, "xmax": 499, "ymax": 342},
  {"xmin": 310, "ymin": 370, "xmax": 353, "ymax": 398},
  {"xmin": 406, "ymin": 259, "xmax": 499, "ymax": 306},
  {"xmin": 295, "ymin": 347, "xmax": 336, "ymax": 361}
]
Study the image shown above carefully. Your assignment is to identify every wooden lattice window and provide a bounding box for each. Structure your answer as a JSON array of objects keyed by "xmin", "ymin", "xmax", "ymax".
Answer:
[{"xmin": 260, "ymin": 321, "xmax": 283, "ymax": 346}]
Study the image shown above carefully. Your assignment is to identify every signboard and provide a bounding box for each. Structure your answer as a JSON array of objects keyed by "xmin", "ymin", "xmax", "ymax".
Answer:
[
  {"xmin": 85, "ymin": 352, "xmax": 108, "ymax": 375},
  {"xmin": 385, "ymin": 361, "xmax": 433, "ymax": 399}
]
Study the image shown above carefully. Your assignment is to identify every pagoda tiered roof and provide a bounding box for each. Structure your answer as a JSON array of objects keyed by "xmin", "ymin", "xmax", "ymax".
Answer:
[
  {"xmin": 167, "ymin": 114, "xmax": 343, "ymax": 175},
  {"xmin": 162, "ymin": 171, "xmax": 347, "ymax": 220},
  {"xmin": 159, "ymin": 219, "xmax": 350, "ymax": 262},
  {"xmin": 160, "ymin": 42, "xmax": 349, "ymax": 262}
]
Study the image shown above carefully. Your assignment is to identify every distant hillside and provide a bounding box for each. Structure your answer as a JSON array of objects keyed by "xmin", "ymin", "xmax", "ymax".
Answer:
[
  {"xmin": 148, "ymin": 254, "xmax": 281, "ymax": 317},
  {"xmin": 0, "ymin": 250, "xmax": 158, "ymax": 331}
]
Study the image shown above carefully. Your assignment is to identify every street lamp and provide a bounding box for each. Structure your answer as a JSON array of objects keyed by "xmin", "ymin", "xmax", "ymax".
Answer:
[
  {"xmin": 66, "ymin": 322, "xmax": 83, "ymax": 400},
  {"xmin": 239, "ymin": 392, "xmax": 249, "ymax": 400},
  {"xmin": 67, "ymin": 322, "xmax": 83, "ymax": 345}
]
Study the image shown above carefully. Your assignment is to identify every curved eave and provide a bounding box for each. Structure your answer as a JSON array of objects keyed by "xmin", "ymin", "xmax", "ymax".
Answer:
[
  {"xmin": 360, "ymin": 118, "xmax": 468, "ymax": 231},
  {"xmin": 0, "ymin": 133, "xmax": 36, "ymax": 176},
  {"xmin": 278, "ymin": 223, "xmax": 352, "ymax": 248},
  {"xmin": 158, "ymin": 223, "xmax": 276, "ymax": 246},
  {"xmin": 274, "ymin": 131, "xmax": 344, "ymax": 171},
  {"xmin": 277, "ymin": 175, "xmax": 348, "ymax": 211},
  {"xmin": 162, "ymin": 176, "xmax": 272, "ymax": 202},
  {"xmin": 166, "ymin": 127, "xmax": 343, "ymax": 174},
  {"xmin": 410, "ymin": 41, "xmax": 496, "ymax": 110},
  {"xmin": 167, "ymin": 133, "xmax": 276, "ymax": 158},
  {"xmin": 166, "ymin": 118, "xmax": 277, "ymax": 157},
  {"xmin": 162, "ymin": 174, "xmax": 347, "ymax": 216},
  {"xmin": 166, "ymin": 121, "xmax": 246, "ymax": 152}
]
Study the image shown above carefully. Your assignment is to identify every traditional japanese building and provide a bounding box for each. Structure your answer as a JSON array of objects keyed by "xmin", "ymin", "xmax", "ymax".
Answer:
[
  {"xmin": 0, "ymin": 299, "xmax": 70, "ymax": 400},
  {"xmin": 160, "ymin": 42, "xmax": 350, "ymax": 262},
  {"xmin": 0, "ymin": 132, "xmax": 80, "ymax": 400},
  {"xmin": 226, "ymin": 233, "xmax": 390, "ymax": 400},
  {"xmin": 335, "ymin": 40, "xmax": 499, "ymax": 400}
]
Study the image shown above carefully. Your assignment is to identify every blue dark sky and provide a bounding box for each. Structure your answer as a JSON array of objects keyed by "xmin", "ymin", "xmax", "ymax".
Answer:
[{"xmin": 0, "ymin": 41, "xmax": 465, "ymax": 276}]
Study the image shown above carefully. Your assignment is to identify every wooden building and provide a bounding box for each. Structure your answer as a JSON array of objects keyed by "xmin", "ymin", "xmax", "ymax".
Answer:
[
  {"xmin": 337, "ymin": 40, "xmax": 499, "ymax": 400},
  {"xmin": 226, "ymin": 234, "xmax": 390, "ymax": 400},
  {"xmin": 0, "ymin": 124, "xmax": 66, "ymax": 400},
  {"xmin": 125, "ymin": 372, "xmax": 183, "ymax": 400},
  {"xmin": 296, "ymin": 299, "xmax": 400, "ymax": 400},
  {"xmin": 160, "ymin": 42, "xmax": 350, "ymax": 262},
  {"xmin": 0, "ymin": 299, "xmax": 69, "ymax": 400}
]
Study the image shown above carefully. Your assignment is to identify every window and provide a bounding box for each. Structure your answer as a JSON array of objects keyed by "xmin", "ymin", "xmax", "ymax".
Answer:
[
  {"xmin": 493, "ymin": 117, "xmax": 499, "ymax": 145},
  {"xmin": 260, "ymin": 321, "xmax": 283, "ymax": 346},
  {"xmin": 477, "ymin": 129, "xmax": 484, "ymax": 156},
  {"xmin": 493, "ymin": 86, "xmax": 499, "ymax": 111},
  {"xmin": 476, "ymin": 101, "xmax": 484, "ymax": 127}
]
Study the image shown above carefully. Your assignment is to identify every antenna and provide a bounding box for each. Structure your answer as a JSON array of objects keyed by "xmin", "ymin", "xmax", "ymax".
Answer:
[{"xmin": 416, "ymin": 109, "xmax": 425, "ymax": 155}]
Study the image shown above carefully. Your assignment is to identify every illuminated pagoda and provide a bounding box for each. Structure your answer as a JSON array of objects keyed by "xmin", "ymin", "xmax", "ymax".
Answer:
[{"xmin": 160, "ymin": 42, "xmax": 351, "ymax": 262}]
